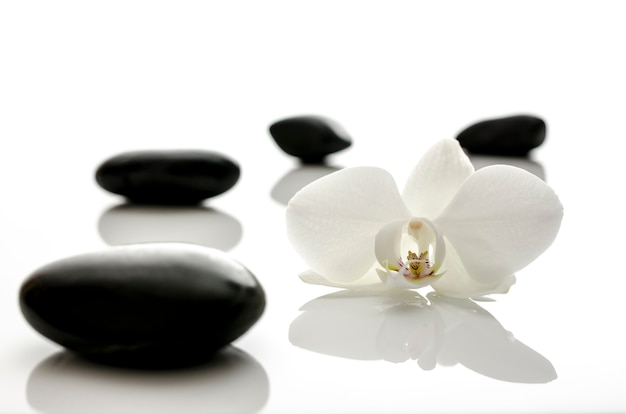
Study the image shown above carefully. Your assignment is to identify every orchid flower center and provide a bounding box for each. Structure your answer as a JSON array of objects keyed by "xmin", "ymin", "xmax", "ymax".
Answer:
[
  {"xmin": 406, "ymin": 250, "xmax": 432, "ymax": 277},
  {"xmin": 375, "ymin": 218, "xmax": 446, "ymax": 289},
  {"xmin": 402, "ymin": 219, "xmax": 441, "ymax": 279}
]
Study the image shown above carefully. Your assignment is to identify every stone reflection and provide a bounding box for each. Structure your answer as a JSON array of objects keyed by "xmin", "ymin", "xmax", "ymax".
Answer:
[
  {"xmin": 469, "ymin": 154, "xmax": 546, "ymax": 180},
  {"xmin": 271, "ymin": 165, "xmax": 341, "ymax": 205},
  {"xmin": 98, "ymin": 204, "xmax": 242, "ymax": 251},
  {"xmin": 27, "ymin": 346, "xmax": 269, "ymax": 414},
  {"xmin": 290, "ymin": 290, "xmax": 556, "ymax": 383}
]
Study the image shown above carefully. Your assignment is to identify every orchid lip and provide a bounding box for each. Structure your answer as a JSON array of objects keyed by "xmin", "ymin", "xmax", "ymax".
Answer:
[{"xmin": 375, "ymin": 218, "xmax": 446, "ymax": 289}]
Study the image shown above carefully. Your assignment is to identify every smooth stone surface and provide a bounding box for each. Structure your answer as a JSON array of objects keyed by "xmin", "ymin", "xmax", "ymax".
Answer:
[
  {"xmin": 95, "ymin": 150, "xmax": 240, "ymax": 205},
  {"xmin": 456, "ymin": 115, "xmax": 546, "ymax": 156},
  {"xmin": 19, "ymin": 243, "xmax": 265, "ymax": 368},
  {"xmin": 269, "ymin": 116, "xmax": 352, "ymax": 163}
]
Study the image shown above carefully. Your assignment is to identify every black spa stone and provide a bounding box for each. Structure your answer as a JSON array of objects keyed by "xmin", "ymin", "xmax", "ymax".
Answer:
[
  {"xmin": 95, "ymin": 150, "xmax": 240, "ymax": 205},
  {"xmin": 19, "ymin": 243, "xmax": 265, "ymax": 368},
  {"xmin": 269, "ymin": 116, "xmax": 352, "ymax": 163},
  {"xmin": 456, "ymin": 115, "xmax": 546, "ymax": 156}
]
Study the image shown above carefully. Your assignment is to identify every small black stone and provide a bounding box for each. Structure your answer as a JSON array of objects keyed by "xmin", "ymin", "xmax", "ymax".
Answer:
[
  {"xmin": 95, "ymin": 150, "xmax": 240, "ymax": 205},
  {"xmin": 269, "ymin": 116, "xmax": 352, "ymax": 163},
  {"xmin": 19, "ymin": 243, "xmax": 265, "ymax": 368},
  {"xmin": 456, "ymin": 115, "xmax": 546, "ymax": 156}
]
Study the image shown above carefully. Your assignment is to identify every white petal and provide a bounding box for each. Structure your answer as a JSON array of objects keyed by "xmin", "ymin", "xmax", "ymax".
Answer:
[
  {"xmin": 412, "ymin": 218, "xmax": 446, "ymax": 271},
  {"xmin": 435, "ymin": 165, "xmax": 563, "ymax": 285},
  {"xmin": 374, "ymin": 219, "xmax": 406, "ymax": 270},
  {"xmin": 431, "ymin": 240, "xmax": 516, "ymax": 298},
  {"xmin": 300, "ymin": 267, "xmax": 385, "ymax": 290},
  {"xmin": 402, "ymin": 139, "xmax": 474, "ymax": 218},
  {"xmin": 287, "ymin": 167, "xmax": 411, "ymax": 283}
]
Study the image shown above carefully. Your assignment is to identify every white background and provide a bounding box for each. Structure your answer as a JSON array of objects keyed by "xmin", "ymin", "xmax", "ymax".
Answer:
[{"xmin": 1, "ymin": 1, "xmax": 625, "ymax": 413}]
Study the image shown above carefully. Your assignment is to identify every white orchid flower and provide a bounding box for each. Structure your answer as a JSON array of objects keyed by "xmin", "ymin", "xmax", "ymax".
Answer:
[{"xmin": 286, "ymin": 139, "xmax": 563, "ymax": 298}]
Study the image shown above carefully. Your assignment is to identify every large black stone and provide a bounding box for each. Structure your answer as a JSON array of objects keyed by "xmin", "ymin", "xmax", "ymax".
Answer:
[
  {"xmin": 269, "ymin": 116, "xmax": 352, "ymax": 163},
  {"xmin": 456, "ymin": 115, "xmax": 546, "ymax": 156},
  {"xmin": 95, "ymin": 150, "xmax": 240, "ymax": 205},
  {"xmin": 19, "ymin": 243, "xmax": 265, "ymax": 368}
]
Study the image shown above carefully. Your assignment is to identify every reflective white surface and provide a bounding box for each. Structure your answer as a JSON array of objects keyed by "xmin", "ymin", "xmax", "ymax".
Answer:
[
  {"xmin": 2, "ymin": 1, "xmax": 626, "ymax": 412},
  {"xmin": 290, "ymin": 290, "xmax": 557, "ymax": 383},
  {"xmin": 27, "ymin": 348, "xmax": 269, "ymax": 414}
]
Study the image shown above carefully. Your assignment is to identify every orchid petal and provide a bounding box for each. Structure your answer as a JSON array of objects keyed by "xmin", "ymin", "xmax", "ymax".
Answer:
[
  {"xmin": 402, "ymin": 139, "xmax": 474, "ymax": 218},
  {"xmin": 415, "ymin": 218, "xmax": 446, "ymax": 271},
  {"xmin": 431, "ymin": 240, "xmax": 516, "ymax": 298},
  {"xmin": 435, "ymin": 165, "xmax": 563, "ymax": 285},
  {"xmin": 287, "ymin": 167, "xmax": 411, "ymax": 283},
  {"xmin": 374, "ymin": 219, "xmax": 406, "ymax": 271}
]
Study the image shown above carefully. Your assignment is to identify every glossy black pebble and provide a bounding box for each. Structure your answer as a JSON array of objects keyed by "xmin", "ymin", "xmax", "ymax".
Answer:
[
  {"xmin": 269, "ymin": 116, "xmax": 352, "ymax": 163},
  {"xmin": 95, "ymin": 150, "xmax": 240, "ymax": 205},
  {"xmin": 19, "ymin": 243, "xmax": 265, "ymax": 368},
  {"xmin": 456, "ymin": 115, "xmax": 546, "ymax": 156}
]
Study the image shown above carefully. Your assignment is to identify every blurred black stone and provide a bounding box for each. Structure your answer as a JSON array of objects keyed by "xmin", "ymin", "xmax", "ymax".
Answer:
[
  {"xmin": 19, "ymin": 243, "xmax": 265, "ymax": 369},
  {"xmin": 456, "ymin": 115, "xmax": 546, "ymax": 156},
  {"xmin": 95, "ymin": 150, "xmax": 240, "ymax": 205},
  {"xmin": 269, "ymin": 116, "xmax": 352, "ymax": 163}
]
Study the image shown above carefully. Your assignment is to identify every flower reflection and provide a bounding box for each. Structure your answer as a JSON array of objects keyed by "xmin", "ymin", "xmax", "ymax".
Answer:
[
  {"xmin": 27, "ymin": 346, "xmax": 269, "ymax": 414},
  {"xmin": 289, "ymin": 290, "xmax": 556, "ymax": 383}
]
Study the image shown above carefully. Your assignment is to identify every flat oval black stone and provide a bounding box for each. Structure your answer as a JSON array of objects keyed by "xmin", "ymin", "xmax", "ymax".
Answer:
[
  {"xmin": 269, "ymin": 116, "xmax": 352, "ymax": 163},
  {"xmin": 456, "ymin": 115, "xmax": 546, "ymax": 156},
  {"xmin": 19, "ymin": 243, "xmax": 265, "ymax": 368},
  {"xmin": 95, "ymin": 150, "xmax": 240, "ymax": 205}
]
